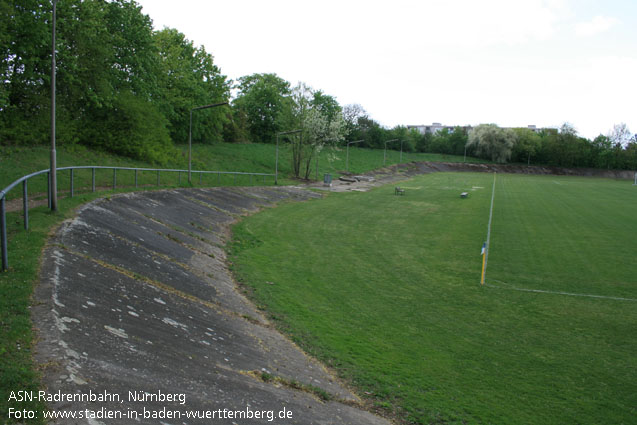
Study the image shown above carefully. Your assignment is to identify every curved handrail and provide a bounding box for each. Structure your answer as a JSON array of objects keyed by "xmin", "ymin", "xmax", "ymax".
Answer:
[{"xmin": 1, "ymin": 166, "xmax": 275, "ymax": 271}]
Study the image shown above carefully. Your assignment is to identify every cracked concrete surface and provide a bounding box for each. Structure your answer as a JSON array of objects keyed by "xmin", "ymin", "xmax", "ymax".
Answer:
[{"xmin": 33, "ymin": 186, "xmax": 391, "ymax": 425}]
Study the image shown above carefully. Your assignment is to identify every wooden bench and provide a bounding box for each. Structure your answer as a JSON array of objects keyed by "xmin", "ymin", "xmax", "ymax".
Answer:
[
  {"xmin": 395, "ymin": 187, "xmax": 405, "ymax": 196},
  {"xmin": 460, "ymin": 192, "xmax": 468, "ymax": 198}
]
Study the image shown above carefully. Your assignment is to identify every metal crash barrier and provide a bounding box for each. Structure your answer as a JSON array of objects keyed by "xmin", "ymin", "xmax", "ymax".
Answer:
[{"xmin": 1, "ymin": 166, "xmax": 274, "ymax": 271}]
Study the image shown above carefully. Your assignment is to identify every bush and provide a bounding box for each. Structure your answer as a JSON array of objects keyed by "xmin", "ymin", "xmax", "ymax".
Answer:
[{"xmin": 82, "ymin": 92, "xmax": 175, "ymax": 164}]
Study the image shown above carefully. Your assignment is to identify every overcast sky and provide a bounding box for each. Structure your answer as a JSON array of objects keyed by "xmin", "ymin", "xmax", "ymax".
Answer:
[{"xmin": 135, "ymin": 0, "xmax": 636, "ymax": 140}]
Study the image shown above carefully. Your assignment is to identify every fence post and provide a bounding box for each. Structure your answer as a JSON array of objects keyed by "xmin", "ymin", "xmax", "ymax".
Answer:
[
  {"xmin": 1, "ymin": 196, "xmax": 7, "ymax": 271},
  {"xmin": 217, "ymin": 172, "xmax": 220, "ymax": 185},
  {"xmin": 70, "ymin": 168, "xmax": 74, "ymax": 198},
  {"xmin": 92, "ymin": 168, "xmax": 96, "ymax": 192},
  {"xmin": 178, "ymin": 171, "xmax": 181, "ymax": 185},
  {"xmin": 113, "ymin": 169, "xmax": 117, "ymax": 190},
  {"xmin": 135, "ymin": 169, "xmax": 138, "ymax": 188},
  {"xmin": 23, "ymin": 180, "xmax": 29, "ymax": 231},
  {"xmin": 199, "ymin": 172, "xmax": 202, "ymax": 184},
  {"xmin": 157, "ymin": 170, "xmax": 160, "ymax": 186}
]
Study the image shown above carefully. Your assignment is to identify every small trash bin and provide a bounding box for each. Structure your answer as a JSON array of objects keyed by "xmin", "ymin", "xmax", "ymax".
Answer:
[{"xmin": 323, "ymin": 173, "xmax": 332, "ymax": 186}]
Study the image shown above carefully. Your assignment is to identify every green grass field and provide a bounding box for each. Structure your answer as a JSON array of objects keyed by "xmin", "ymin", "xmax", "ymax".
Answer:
[{"xmin": 229, "ymin": 172, "xmax": 637, "ymax": 424}]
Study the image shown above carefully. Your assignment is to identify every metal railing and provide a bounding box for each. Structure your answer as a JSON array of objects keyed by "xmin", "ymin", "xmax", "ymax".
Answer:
[{"xmin": 1, "ymin": 166, "xmax": 274, "ymax": 271}]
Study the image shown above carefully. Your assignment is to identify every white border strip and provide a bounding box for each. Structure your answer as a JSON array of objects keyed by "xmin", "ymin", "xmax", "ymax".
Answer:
[
  {"xmin": 485, "ymin": 282, "xmax": 637, "ymax": 302},
  {"xmin": 483, "ymin": 172, "xmax": 497, "ymax": 282}
]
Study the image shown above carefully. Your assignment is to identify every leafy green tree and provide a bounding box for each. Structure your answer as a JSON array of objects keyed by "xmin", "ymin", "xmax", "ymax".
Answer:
[
  {"xmin": 416, "ymin": 132, "xmax": 433, "ymax": 153},
  {"xmin": 311, "ymin": 90, "xmax": 341, "ymax": 123},
  {"xmin": 233, "ymin": 73, "xmax": 291, "ymax": 143},
  {"xmin": 356, "ymin": 116, "xmax": 384, "ymax": 149},
  {"xmin": 84, "ymin": 91, "xmax": 173, "ymax": 163},
  {"xmin": 591, "ymin": 134, "xmax": 613, "ymax": 169},
  {"xmin": 0, "ymin": 0, "xmax": 52, "ymax": 144},
  {"xmin": 467, "ymin": 124, "xmax": 517, "ymax": 163},
  {"xmin": 154, "ymin": 28, "xmax": 229, "ymax": 144},
  {"xmin": 342, "ymin": 103, "xmax": 367, "ymax": 142},
  {"xmin": 449, "ymin": 126, "xmax": 468, "ymax": 156},
  {"xmin": 512, "ymin": 128, "xmax": 541, "ymax": 165},
  {"xmin": 430, "ymin": 128, "xmax": 452, "ymax": 154}
]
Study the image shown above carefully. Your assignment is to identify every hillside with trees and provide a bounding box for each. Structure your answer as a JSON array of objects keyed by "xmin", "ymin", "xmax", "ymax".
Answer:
[{"xmin": 1, "ymin": 0, "xmax": 635, "ymax": 172}]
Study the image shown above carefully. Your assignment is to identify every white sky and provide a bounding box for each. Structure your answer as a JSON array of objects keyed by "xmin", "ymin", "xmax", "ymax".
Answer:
[{"xmin": 135, "ymin": 0, "xmax": 637, "ymax": 140}]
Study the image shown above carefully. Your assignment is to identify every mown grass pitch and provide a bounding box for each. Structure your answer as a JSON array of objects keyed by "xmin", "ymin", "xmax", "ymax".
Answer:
[{"xmin": 229, "ymin": 172, "xmax": 637, "ymax": 424}]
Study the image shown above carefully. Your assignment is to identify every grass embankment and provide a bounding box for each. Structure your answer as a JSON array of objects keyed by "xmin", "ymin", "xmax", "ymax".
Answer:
[
  {"xmin": 0, "ymin": 142, "xmax": 477, "ymax": 423},
  {"xmin": 228, "ymin": 172, "xmax": 637, "ymax": 424},
  {"xmin": 1, "ymin": 143, "xmax": 483, "ymax": 200}
]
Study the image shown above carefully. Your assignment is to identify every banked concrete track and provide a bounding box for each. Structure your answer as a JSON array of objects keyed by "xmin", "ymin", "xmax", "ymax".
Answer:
[{"xmin": 33, "ymin": 186, "xmax": 390, "ymax": 425}]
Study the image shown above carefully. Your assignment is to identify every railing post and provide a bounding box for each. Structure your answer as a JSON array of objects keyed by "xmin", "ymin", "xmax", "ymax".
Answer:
[
  {"xmin": 157, "ymin": 170, "xmax": 160, "ymax": 186},
  {"xmin": 47, "ymin": 172, "xmax": 51, "ymax": 209},
  {"xmin": 135, "ymin": 169, "xmax": 138, "ymax": 188},
  {"xmin": 113, "ymin": 169, "xmax": 117, "ymax": 190},
  {"xmin": 250, "ymin": 174, "xmax": 253, "ymax": 185},
  {"xmin": 70, "ymin": 168, "xmax": 74, "ymax": 198},
  {"xmin": 234, "ymin": 174, "xmax": 236, "ymax": 185},
  {"xmin": 23, "ymin": 181, "xmax": 28, "ymax": 231},
  {"xmin": 179, "ymin": 171, "xmax": 181, "ymax": 185},
  {"xmin": 217, "ymin": 172, "xmax": 220, "ymax": 185},
  {"xmin": 199, "ymin": 172, "xmax": 202, "ymax": 184},
  {"xmin": 1, "ymin": 196, "xmax": 7, "ymax": 271},
  {"xmin": 92, "ymin": 168, "xmax": 96, "ymax": 192}
]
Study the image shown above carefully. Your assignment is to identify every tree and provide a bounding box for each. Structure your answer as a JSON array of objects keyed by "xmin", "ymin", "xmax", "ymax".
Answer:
[
  {"xmin": 0, "ymin": 0, "xmax": 55, "ymax": 144},
  {"xmin": 467, "ymin": 124, "xmax": 516, "ymax": 163},
  {"xmin": 154, "ymin": 28, "xmax": 229, "ymax": 144},
  {"xmin": 608, "ymin": 123, "xmax": 632, "ymax": 148},
  {"xmin": 292, "ymin": 108, "xmax": 347, "ymax": 179},
  {"xmin": 84, "ymin": 90, "xmax": 173, "ymax": 163},
  {"xmin": 342, "ymin": 103, "xmax": 367, "ymax": 142},
  {"xmin": 233, "ymin": 73, "xmax": 291, "ymax": 143},
  {"xmin": 286, "ymin": 83, "xmax": 347, "ymax": 179},
  {"xmin": 311, "ymin": 90, "xmax": 341, "ymax": 123},
  {"xmin": 512, "ymin": 128, "xmax": 541, "ymax": 165}
]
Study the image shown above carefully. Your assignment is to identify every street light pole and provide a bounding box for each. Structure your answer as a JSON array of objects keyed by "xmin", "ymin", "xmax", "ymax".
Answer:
[
  {"xmin": 188, "ymin": 101, "xmax": 228, "ymax": 183},
  {"xmin": 384, "ymin": 139, "xmax": 398, "ymax": 166},
  {"xmin": 275, "ymin": 129, "xmax": 302, "ymax": 185},
  {"xmin": 400, "ymin": 139, "xmax": 404, "ymax": 163},
  {"xmin": 50, "ymin": 0, "xmax": 58, "ymax": 211},
  {"xmin": 346, "ymin": 140, "xmax": 363, "ymax": 172}
]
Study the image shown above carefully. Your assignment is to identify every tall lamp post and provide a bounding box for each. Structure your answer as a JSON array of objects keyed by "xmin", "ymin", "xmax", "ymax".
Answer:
[
  {"xmin": 383, "ymin": 139, "xmax": 398, "ymax": 166},
  {"xmin": 399, "ymin": 139, "xmax": 404, "ymax": 163},
  {"xmin": 346, "ymin": 140, "xmax": 363, "ymax": 172},
  {"xmin": 189, "ymin": 101, "xmax": 228, "ymax": 183},
  {"xmin": 50, "ymin": 0, "xmax": 58, "ymax": 211},
  {"xmin": 275, "ymin": 129, "xmax": 302, "ymax": 185}
]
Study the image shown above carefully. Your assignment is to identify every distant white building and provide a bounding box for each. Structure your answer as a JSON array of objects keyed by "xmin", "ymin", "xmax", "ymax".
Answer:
[{"xmin": 406, "ymin": 123, "xmax": 546, "ymax": 135}]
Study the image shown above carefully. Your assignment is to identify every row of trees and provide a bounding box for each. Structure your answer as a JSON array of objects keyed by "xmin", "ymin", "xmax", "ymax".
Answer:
[
  {"xmin": 1, "ymin": 0, "xmax": 229, "ymax": 163},
  {"xmin": 462, "ymin": 123, "xmax": 636, "ymax": 170},
  {"xmin": 2, "ymin": 0, "xmax": 635, "ymax": 174}
]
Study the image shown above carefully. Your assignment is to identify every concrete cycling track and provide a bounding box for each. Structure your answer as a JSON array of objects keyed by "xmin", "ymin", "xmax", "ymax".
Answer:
[{"xmin": 33, "ymin": 186, "xmax": 391, "ymax": 425}]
